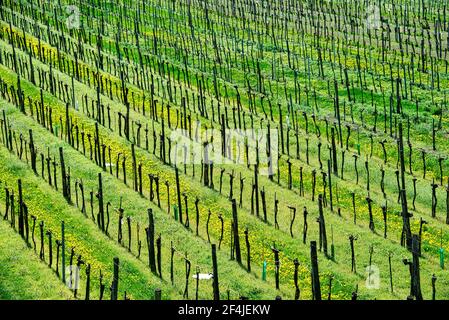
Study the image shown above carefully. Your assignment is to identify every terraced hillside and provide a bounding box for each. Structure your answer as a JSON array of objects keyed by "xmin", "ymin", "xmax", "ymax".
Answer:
[{"xmin": 1, "ymin": 0, "xmax": 449, "ymax": 300}]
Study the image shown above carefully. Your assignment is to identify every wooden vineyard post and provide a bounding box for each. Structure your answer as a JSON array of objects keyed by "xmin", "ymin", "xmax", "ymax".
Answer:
[
  {"xmin": 194, "ymin": 198, "xmax": 200, "ymax": 236},
  {"xmin": 380, "ymin": 167, "xmax": 387, "ymax": 199},
  {"xmin": 46, "ymin": 230, "xmax": 52, "ymax": 268},
  {"xmin": 29, "ymin": 129, "xmax": 37, "ymax": 174},
  {"xmin": 367, "ymin": 196, "xmax": 375, "ymax": 232},
  {"xmin": 422, "ymin": 150, "xmax": 427, "ymax": 179},
  {"xmin": 85, "ymin": 264, "xmax": 91, "ymax": 301},
  {"xmin": 132, "ymin": 144, "xmax": 137, "ymax": 192},
  {"xmin": 287, "ymin": 159, "xmax": 292, "ymax": 189},
  {"xmin": 382, "ymin": 204, "xmax": 388, "ymax": 238},
  {"xmin": 411, "ymin": 235, "xmax": 423, "ymax": 300},
  {"xmin": 146, "ymin": 209, "xmax": 157, "ymax": 274},
  {"xmin": 288, "ymin": 206, "xmax": 296, "ymax": 238},
  {"xmin": 365, "ymin": 158, "xmax": 370, "ymax": 192},
  {"xmin": 127, "ymin": 217, "xmax": 132, "ymax": 252},
  {"xmin": 149, "ymin": 174, "xmax": 155, "ymax": 202},
  {"xmin": 274, "ymin": 193, "xmax": 279, "ymax": 229},
  {"xmin": 18, "ymin": 179, "xmax": 24, "ymax": 238},
  {"xmin": 136, "ymin": 160, "xmax": 144, "ymax": 192},
  {"xmin": 271, "ymin": 244, "xmax": 280, "ymax": 290},
  {"xmin": 267, "ymin": 123, "xmax": 274, "ymax": 180},
  {"xmin": 218, "ymin": 215, "xmax": 224, "ymax": 249},
  {"xmin": 207, "ymin": 211, "xmax": 211, "ymax": 243},
  {"xmin": 203, "ymin": 142, "xmax": 209, "ymax": 187},
  {"xmin": 175, "ymin": 168, "xmax": 183, "ymax": 224},
  {"xmin": 431, "ymin": 180, "xmax": 438, "ymax": 218},
  {"xmin": 183, "ymin": 254, "xmax": 191, "ymax": 299},
  {"xmin": 299, "ymin": 167, "xmax": 304, "ymax": 196},
  {"xmin": 155, "ymin": 176, "xmax": 161, "ymax": 208},
  {"xmin": 331, "ymin": 127, "xmax": 338, "ymax": 175},
  {"xmin": 310, "ymin": 241, "xmax": 321, "ymax": 300},
  {"xmin": 59, "ymin": 147, "xmax": 68, "ymax": 202},
  {"xmin": 353, "ymin": 154, "xmax": 359, "ymax": 185},
  {"xmin": 165, "ymin": 181, "xmax": 170, "ymax": 215},
  {"xmin": 183, "ymin": 193, "xmax": 189, "ymax": 228},
  {"xmin": 232, "ymin": 199, "xmax": 241, "ymax": 264},
  {"xmin": 98, "ymin": 173, "xmax": 105, "ymax": 232},
  {"xmin": 157, "ymin": 235, "xmax": 162, "ymax": 278},
  {"xmin": 244, "ymin": 228, "xmax": 250, "ymax": 272},
  {"xmin": 418, "ymin": 218, "xmax": 427, "ymax": 256},
  {"xmin": 212, "ymin": 244, "xmax": 220, "ymax": 301},
  {"xmin": 317, "ymin": 141, "xmax": 323, "ymax": 170},
  {"xmin": 66, "ymin": 103, "xmax": 72, "ymax": 146},
  {"xmin": 261, "ymin": 187, "xmax": 267, "ymax": 222},
  {"xmin": 303, "ymin": 207, "xmax": 308, "ymax": 244},
  {"xmin": 94, "ymin": 123, "xmax": 101, "ymax": 167},
  {"xmin": 293, "ymin": 259, "xmax": 300, "ymax": 300},
  {"xmin": 39, "ymin": 221, "xmax": 44, "ymax": 260},
  {"xmin": 111, "ymin": 257, "xmax": 119, "ymax": 301},
  {"xmin": 254, "ymin": 164, "xmax": 260, "ymax": 218},
  {"xmin": 317, "ymin": 195, "xmax": 328, "ymax": 257},
  {"xmin": 349, "ymin": 235, "xmax": 357, "ymax": 273}
]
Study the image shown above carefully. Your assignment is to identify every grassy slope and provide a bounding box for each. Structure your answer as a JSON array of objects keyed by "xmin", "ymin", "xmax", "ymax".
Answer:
[
  {"xmin": 1, "ymin": 57, "xmax": 447, "ymax": 300},
  {"xmin": 0, "ymin": 0, "xmax": 449, "ymax": 300},
  {"xmin": 0, "ymin": 101, "xmax": 283, "ymax": 300},
  {"xmin": 0, "ymin": 219, "xmax": 73, "ymax": 299}
]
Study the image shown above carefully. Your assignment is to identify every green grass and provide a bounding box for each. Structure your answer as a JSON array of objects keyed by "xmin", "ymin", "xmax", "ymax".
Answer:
[
  {"xmin": 0, "ymin": 101, "xmax": 284, "ymax": 300},
  {"xmin": 0, "ymin": 219, "xmax": 73, "ymax": 300},
  {"xmin": 1, "ymin": 0, "xmax": 449, "ymax": 300},
  {"xmin": 1, "ymin": 83, "xmax": 447, "ymax": 300}
]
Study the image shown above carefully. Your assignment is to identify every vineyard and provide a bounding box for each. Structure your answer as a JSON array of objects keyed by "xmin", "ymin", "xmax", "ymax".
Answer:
[{"xmin": 0, "ymin": 0, "xmax": 449, "ymax": 301}]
